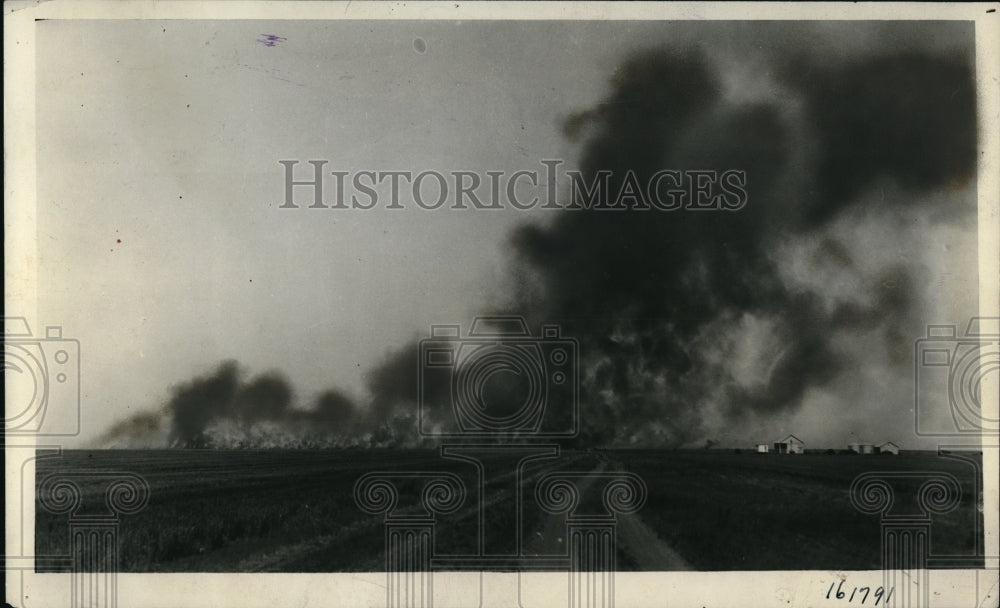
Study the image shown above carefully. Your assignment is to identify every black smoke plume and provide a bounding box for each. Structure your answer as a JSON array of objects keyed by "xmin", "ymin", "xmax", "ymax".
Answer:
[
  {"xmin": 108, "ymin": 361, "xmax": 364, "ymax": 448},
  {"xmin": 96, "ymin": 409, "xmax": 165, "ymax": 447},
  {"xmin": 235, "ymin": 372, "xmax": 293, "ymax": 424},
  {"xmin": 101, "ymin": 44, "xmax": 976, "ymax": 449},
  {"xmin": 785, "ymin": 52, "xmax": 976, "ymax": 223},
  {"xmin": 493, "ymin": 47, "xmax": 975, "ymax": 445},
  {"xmin": 167, "ymin": 361, "xmax": 241, "ymax": 447}
]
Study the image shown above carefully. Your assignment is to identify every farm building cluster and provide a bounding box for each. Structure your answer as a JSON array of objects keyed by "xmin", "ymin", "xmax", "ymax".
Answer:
[
  {"xmin": 754, "ymin": 435, "xmax": 900, "ymax": 454},
  {"xmin": 848, "ymin": 441, "xmax": 899, "ymax": 455},
  {"xmin": 756, "ymin": 434, "xmax": 805, "ymax": 454}
]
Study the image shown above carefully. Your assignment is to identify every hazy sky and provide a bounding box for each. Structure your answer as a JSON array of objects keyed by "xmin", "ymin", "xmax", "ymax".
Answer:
[{"xmin": 33, "ymin": 19, "xmax": 980, "ymax": 448}]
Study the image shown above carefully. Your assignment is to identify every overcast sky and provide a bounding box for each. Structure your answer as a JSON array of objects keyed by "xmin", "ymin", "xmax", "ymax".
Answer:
[{"xmin": 33, "ymin": 19, "xmax": 980, "ymax": 448}]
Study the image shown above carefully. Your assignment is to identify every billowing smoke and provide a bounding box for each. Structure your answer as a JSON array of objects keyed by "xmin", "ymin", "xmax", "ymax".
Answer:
[
  {"xmin": 96, "ymin": 409, "xmax": 167, "ymax": 448},
  {"xmin": 787, "ymin": 51, "xmax": 976, "ymax": 223},
  {"xmin": 494, "ymin": 47, "xmax": 975, "ymax": 446},
  {"xmin": 235, "ymin": 372, "xmax": 293, "ymax": 425},
  {"xmin": 100, "ymin": 43, "xmax": 976, "ymax": 449},
  {"xmin": 166, "ymin": 361, "xmax": 241, "ymax": 447},
  {"xmin": 99, "ymin": 362, "xmax": 386, "ymax": 448}
]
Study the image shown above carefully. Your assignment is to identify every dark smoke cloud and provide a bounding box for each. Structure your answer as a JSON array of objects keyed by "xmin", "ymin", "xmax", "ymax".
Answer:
[
  {"xmin": 499, "ymin": 47, "xmax": 975, "ymax": 445},
  {"xmin": 96, "ymin": 409, "xmax": 166, "ymax": 446},
  {"xmin": 102, "ymin": 43, "xmax": 977, "ymax": 449},
  {"xmin": 307, "ymin": 389, "xmax": 359, "ymax": 431},
  {"xmin": 234, "ymin": 372, "xmax": 293, "ymax": 423},
  {"xmin": 784, "ymin": 52, "xmax": 977, "ymax": 224},
  {"xmin": 167, "ymin": 361, "xmax": 241, "ymax": 447},
  {"xmin": 146, "ymin": 361, "xmax": 367, "ymax": 448},
  {"xmin": 367, "ymin": 341, "xmax": 424, "ymax": 422},
  {"xmin": 98, "ymin": 358, "xmax": 413, "ymax": 448}
]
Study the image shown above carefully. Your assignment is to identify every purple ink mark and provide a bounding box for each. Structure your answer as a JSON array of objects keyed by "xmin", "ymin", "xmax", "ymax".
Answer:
[{"xmin": 257, "ymin": 34, "xmax": 287, "ymax": 48}]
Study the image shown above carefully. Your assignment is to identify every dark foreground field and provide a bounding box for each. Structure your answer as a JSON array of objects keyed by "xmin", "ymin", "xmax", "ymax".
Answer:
[{"xmin": 35, "ymin": 448, "xmax": 984, "ymax": 572}]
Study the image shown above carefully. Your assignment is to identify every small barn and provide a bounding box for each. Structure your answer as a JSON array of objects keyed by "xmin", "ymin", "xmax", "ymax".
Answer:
[
  {"xmin": 848, "ymin": 443, "xmax": 875, "ymax": 454},
  {"xmin": 773, "ymin": 434, "xmax": 805, "ymax": 454},
  {"xmin": 878, "ymin": 442, "xmax": 900, "ymax": 455},
  {"xmin": 756, "ymin": 443, "xmax": 769, "ymax": 454},
  {"xmin": 848, "ymin": 442, "xmax": 860, "ymax": 454}
]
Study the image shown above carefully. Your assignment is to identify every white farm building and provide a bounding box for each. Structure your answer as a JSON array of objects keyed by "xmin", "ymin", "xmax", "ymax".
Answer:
[
  {"xmin": 773, "ymin": 434, "xmax": 805, "ymax": 454},
  {"xmin": 878, "ymin": 442, "xmax": 900, "ymax": 455}
]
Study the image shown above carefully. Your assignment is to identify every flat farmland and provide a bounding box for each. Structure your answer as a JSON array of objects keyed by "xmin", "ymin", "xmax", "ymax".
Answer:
[
  {"xmin": 35, "ymin": 449, "xmax": 984, "ymax": 572},
  {"xmin": 607, "ymin": 450, "xmax": 984, "ymax": 570}
]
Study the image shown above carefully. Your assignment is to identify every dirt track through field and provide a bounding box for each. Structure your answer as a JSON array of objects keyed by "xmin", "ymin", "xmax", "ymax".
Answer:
[
  {"xmin": 614, "ymin": 511, "xmax": 692, "ymax": 570},
  {"xmin": 523, "ymin": 462, "xmax": 692, "ymax": 571},
  {"xmin": 239, "ymin": 451, "xmax": 591, "ymax": 571}
]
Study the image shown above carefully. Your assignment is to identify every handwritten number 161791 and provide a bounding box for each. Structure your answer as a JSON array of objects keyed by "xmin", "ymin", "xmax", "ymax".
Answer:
[{"xmin": 826, "ymin": 581, "xmax": 894, "ymax": 605}]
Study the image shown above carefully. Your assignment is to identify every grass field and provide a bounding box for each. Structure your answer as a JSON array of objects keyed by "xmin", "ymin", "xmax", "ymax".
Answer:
[{"xmin": 35, "ymin": 448, "xmax": 984, "ymax": 572}]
